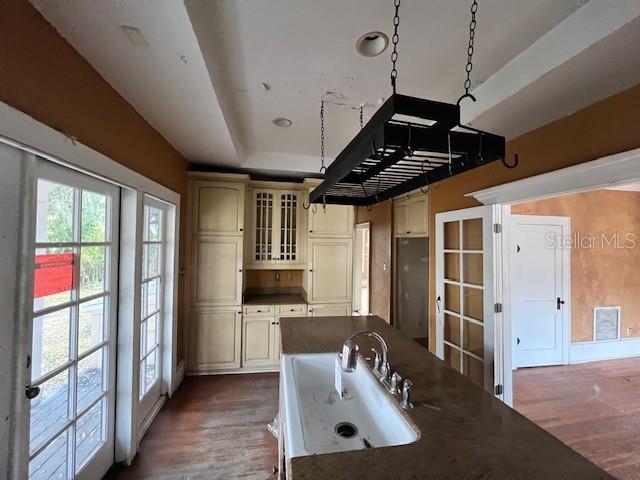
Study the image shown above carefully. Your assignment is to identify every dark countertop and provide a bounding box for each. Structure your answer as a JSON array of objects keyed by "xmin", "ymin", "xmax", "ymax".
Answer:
[
  {"xmin": 280, "ymin": 315, "xmax": 612, "ymax": 480},
  {"xmin": 243, "ymin": 292, "xmax": 307, "ymax": 305}
]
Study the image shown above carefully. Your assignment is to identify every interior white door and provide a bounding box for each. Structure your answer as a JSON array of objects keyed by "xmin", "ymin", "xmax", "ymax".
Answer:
[
  {"xmin": 510, "ymin": 215, "xmax": 570, "ymax": 368},
  {"xmin": 27, "ymin": 159, "xmax": 119, "ymax": 480},
  {"xmin": 435, "ymin": 205, "xmax": 499, "ymax": 394}
]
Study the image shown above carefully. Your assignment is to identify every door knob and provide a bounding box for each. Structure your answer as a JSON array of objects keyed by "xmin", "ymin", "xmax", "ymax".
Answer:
[
  {"xmin": 26, "ymin": 385, "xmax": 40, "ymax": 400},
  {"xmin": 556, "ymin": 297, "xmax": 565, "ymax": 310}
]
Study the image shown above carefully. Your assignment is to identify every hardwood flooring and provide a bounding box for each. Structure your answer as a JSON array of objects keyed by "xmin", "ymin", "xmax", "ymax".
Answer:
[
  {"xmin": 514, "ymin": 357, "xmax": 640, "ymax": 480},
  {"xmin": 115, "ymin": 373, "xmax": 279, "ymax": 480}
]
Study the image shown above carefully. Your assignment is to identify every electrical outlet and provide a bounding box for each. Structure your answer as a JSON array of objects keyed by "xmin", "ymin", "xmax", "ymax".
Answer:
[{"xmin": 628, "ymin": 327, "xmax": 633, "ymax": 336}]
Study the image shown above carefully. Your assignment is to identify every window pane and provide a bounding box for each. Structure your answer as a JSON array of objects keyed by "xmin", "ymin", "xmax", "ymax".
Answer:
[
  {"xmin": 444, "ymin": 282, "xmax": 460, "ymax": 314},
  {"xmin": 142, "ymin": 278, "xmax": 160, "ymax": 317},
  {"xmin": 444, "ymin": 221, "xmax": 460, "ymax": 250},
  {"xmin": 31, "ymin": 308, "xmax": 71, "ymax": 382},
  {"xmin": 463, "ymin": 320, "xmax": 484, "ymax": 358},
  {"xmin": 463, "ymin": 353, "xmax": 484, "ymax": 388},
  {"xmin": 144, "ymin": 348, "xmax": 159, "ymax": 391},
  {"xmin": 80, "ymin": 246, "xmax": 106, "ymax": 298},
  {"xmin": 140, "ymin": 319, "xmax": 147, "ymax": 359},
  {"xmin": 139, "ymin": 358, "xmax": 146, "ymax": 397},
  {"xmin": 78, "ymin": 297, "xmax": 105, "ymax": 356},
  {"xmin": 29, "ymin": 428, "xmax": 68, "ymax": 480},
  {"xmin": 145, "ymin": 314, "xmax": 158, "ymax": 354},
  {"xmin": 444, "ymin": 344, "xmax": 461, "ymax": 373},
  {"xmin": 36, "ymin": 180, "xmax": 74, "ymax": 243},
  {"xmin": 462, "ymin": 218, "xmax": 483, "ymax": 250},
  {"xmin": 444, "ymin": 313, "xmax": 461, "ymax": 346},
  {"xmin": 143, "ymin": 243, "xmax": 161, "ymax": 279},
  {"xmin": 30, "ymin": 368, "xmax": 70, "ymax": 455},
  {"xmin": 33, "ymin": 248, "xmax": 75, "ymax": 312},
  {"xmin": 463, "ymin": 253, "xmax": 483, "ymax": 286},
  {"xmin": 76, "ymin": 398, "xmax": 105, "ymax": 472},
  {"xmin": 144, "ymin": 205, "xmax": 162, "ymax": 241},
  {"xmin": 463, "ymin": 287, "xmax": 483, "ymax": 322},
  {"xmin": 444, "ymin": 253, "xmax": 460, "ymax": 282},
  {"xmin": 81, "ymin": 190, "xmax": 106, "ymax": 243},
  {"xmin": 77, "ymin": 348, "xmax": 105, "ymax": 413}
]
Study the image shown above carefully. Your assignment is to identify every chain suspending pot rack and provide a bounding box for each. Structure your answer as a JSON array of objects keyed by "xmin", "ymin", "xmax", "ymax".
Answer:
[{"xmin": 309, "ymin": 0, "xmax": 513, "ymax": 206}]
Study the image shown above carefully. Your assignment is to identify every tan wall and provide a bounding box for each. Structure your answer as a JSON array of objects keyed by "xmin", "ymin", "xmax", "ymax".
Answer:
[
  {"xmin": 0, "ymin": 1, "xmax": 189, "ymax": 360},
  {"xmin": 356, "ymin": 201, "xmax": 393, "ymax": 322},
  {"xmin": 428, "ymin": 83, "xmax": 640, "ymax": 352},
  {"xmin": 512, "ymin": 190, "xmax": 640, "ymax": 342}
]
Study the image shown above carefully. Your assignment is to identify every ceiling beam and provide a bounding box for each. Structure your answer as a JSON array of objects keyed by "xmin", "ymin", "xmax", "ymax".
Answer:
[{"xmin": 462, "ymin": 0, "xmax": 640, "ymax": 133}]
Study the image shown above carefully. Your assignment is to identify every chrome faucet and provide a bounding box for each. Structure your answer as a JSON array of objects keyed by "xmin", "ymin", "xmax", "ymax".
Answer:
[
  {"xmin": 400, "ymin": 379, "xmax": 413, "ymax": 409},
  {"xmin": 340, "ymin": 331, "xmax": 391, "ymax": 386}
]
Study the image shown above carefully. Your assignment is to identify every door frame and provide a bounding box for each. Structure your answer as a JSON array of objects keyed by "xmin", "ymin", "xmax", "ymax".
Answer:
[
  {"xmin": 468, "ymin": 146, "xmax": 640, "ymax": 406},
  {"xmin": 509, "ymin": 214, "xmax": 571, "ymax": 368},
  {"xmin": 352, "ymin": 222, "xmax": 371, "ymax": 315}
]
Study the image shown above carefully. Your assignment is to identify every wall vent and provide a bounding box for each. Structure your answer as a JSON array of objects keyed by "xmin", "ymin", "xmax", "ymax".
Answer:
[{"xmin": 593, "ymin": 306, "xmax": 620, "ymax": 341}]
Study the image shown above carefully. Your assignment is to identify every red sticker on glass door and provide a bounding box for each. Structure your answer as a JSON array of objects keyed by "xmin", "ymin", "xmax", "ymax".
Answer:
[{"xmin": 34, "ymin": 253, "xmax": 74, "ymax": 298}]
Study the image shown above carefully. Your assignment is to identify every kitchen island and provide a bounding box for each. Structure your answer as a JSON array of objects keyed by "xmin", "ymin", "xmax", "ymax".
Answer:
[{"xmin": 279, "ymin": 315, "xmax": 611, "ymax": 479}]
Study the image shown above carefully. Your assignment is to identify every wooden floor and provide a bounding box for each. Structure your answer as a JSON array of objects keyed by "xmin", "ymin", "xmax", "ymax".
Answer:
[
  {"xmin": 115, "ymin": 373, "xmax": 279, "ymax": 480},
  {"xmin": 514, "ymin": 357, "xmax": 640, "ymax": 480}
]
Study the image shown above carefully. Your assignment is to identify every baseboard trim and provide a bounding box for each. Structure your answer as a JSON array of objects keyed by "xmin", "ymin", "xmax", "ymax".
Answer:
[
  {"xmin": 173, "ymin": 360, "xmax": 185, "ymax": 394},
  {"xmin": 136, "ymin": 396, "xmax": 166, "ymax": 446},
  {"xmin": 569, "ymin": 337, "xmax": 640, "ymax": 364},
  {"xmin": 186, "ymin": 366, "xmax": 279, "ymax": 376}
]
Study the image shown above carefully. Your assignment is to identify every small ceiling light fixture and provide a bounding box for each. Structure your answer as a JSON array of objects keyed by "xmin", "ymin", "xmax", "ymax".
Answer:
[
  {"xmin": 272, "ymin": 117, "xmax": 293, "ymax": 128},
  {"xmin": 356, "ymin": 31, "xmax": 389, "ymax": 57},
  {"xmin": 120, "ymin": 25, "xmax": 149, "ymax": 47}
]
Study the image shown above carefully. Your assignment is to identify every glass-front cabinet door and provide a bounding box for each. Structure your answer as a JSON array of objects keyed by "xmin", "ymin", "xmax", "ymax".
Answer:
[{"xmin": 251, "ymin": 189, "xmax": 300, "ymax": 266}]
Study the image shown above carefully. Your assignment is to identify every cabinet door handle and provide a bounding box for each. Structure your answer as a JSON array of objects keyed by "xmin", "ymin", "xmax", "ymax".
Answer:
[
  {"xmin": 238, "ymin": 269, "xmax": 243, "ymax": 272},
  {"xmin": 309, "ymin": 230, "xmax": 313, "ymax": 233},
  {"xmin": 239, "ymin": 228, "xmax": 243, "ymax": 232},
  {"xmin": 309, "ymin": 269, "xmax": 313, "ymax": 272},
  {"xmin": 271, "ymin": 321, "xmax": 276, "ymax": 325}
]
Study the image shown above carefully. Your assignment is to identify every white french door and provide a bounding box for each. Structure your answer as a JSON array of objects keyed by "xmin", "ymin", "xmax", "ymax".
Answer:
[
  {"xmin": 435, "ymin": 205, "xmax": 502, "ymax": 396},
  {"xmin": 138, "ymin": 196, "xmax": 166, "ymax": 424},
  {"xmin": 27, "ymin": 159, "xmax": 119, "ymax": 479}
]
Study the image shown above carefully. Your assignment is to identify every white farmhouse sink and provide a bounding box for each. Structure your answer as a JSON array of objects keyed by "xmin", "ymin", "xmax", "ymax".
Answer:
[{"xmin": 281, "ymin": 353, "xmax": 420, "ymax": 459}]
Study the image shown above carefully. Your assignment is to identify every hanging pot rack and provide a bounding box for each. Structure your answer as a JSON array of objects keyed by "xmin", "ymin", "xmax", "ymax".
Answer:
[{"xmin": 309, "ymin": 0, "xmax": 511, "ymax": 206}]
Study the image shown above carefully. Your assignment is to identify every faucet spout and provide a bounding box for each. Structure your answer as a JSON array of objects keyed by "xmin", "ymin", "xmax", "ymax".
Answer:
[{"xmin": 339, "ymin": 331, "xmax": 389, "ymax": 378}]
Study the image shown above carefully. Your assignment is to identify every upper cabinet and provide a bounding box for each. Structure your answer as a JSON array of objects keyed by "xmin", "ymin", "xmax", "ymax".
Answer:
[
  {"xmin": 308, "ymin": 204, "xmax": 354, "ymax": 238},
  {"xmin": 250, "ymin": 188, "xmax": 302, "ymax": 267},
  {"xmin": 394, "ymin": 191, "xmax": 428, "ymax": 237},
  {"xmin": 193, "ymin": 181, "xmax": 245, "ymax": 235}
]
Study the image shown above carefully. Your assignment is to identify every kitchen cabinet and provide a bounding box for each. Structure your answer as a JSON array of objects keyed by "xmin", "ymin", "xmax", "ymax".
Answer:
[
  {"xmin": 308, "ymin": 303, "xmax": 353, "ymax": 317},
  {"xmin": 190, "ymin": 307, "xmax": 242, "ymax": 372},
  {"xmin": 394, "ymin": 192, "xmax": 428, "ymax": 237},
  {"xmin": 250, "ymin": 189, "xmax": 302, "ymax": 267},
  {"xmin": 242, "ymin": 316, "xmax": 276, "ymax": 367},
  {"xmin": 307, "ymin": 239, "xmax": 352, "ymax": 304},
  {"xmin": 308, "ymin": 204, "xmax": 354, "ymax": 238},
  {"xmin": 192, "ymin": 181, "xmax": 245, "ymax": 235},
  {"xmin": 191, "ymin": 236, "xmax": 243, "ymax": 306}
]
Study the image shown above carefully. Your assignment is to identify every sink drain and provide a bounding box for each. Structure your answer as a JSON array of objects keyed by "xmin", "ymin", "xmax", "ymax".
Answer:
[{"xmin": 334, "ymin": 422, "xmax": 358, "ymax": 439}]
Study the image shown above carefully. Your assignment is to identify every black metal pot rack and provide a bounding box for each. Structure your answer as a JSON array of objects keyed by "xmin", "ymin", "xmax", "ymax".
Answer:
[
  {"xmin": 309, "ymin": 93, "xmax": 505, "ymax": 205},
  {"xmin": 309, "ymin": 0, "xmax": 508, "ymax": 206}
]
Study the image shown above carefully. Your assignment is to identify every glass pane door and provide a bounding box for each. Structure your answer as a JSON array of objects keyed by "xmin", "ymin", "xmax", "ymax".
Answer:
[
  {"xmin": 28, "ymin": 160, "xmax": 118, "ymax": 480},
  {"xmin": 254, "ymin": 191, "xmax": 274, "ymax": 261},
  {"xmin": 138, "ymin": 197, "xmax": 166, "ymax": 422},
  {"xmin": 436, "ymin": 206, "xmax": 496, "ymax": 393},
  {"xmin": 279, "ymin": 192, "xmax": 298, "ymax": 262}
]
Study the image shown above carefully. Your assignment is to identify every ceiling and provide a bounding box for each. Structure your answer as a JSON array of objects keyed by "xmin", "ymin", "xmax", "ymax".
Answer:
[{"xmin": 33, "ymin": 0, "xmax": 640, "ymax": 173}]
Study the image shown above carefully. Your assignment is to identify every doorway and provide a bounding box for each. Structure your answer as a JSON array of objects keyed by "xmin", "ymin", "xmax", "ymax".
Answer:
[
  {"xmin": 395, "ymin": 237, "xmax": 429, "ymax": 343},
  {"xmin": 28, "ymin": 160, "xmax": 119, "ymax": 479},
  {"xmin": 353, "ymin": 223, "xmax": 370, "ymax": 315}
]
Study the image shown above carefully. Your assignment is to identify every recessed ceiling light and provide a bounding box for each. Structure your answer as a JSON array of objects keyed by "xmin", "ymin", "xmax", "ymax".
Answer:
[
  {"xmin": 273, "ymin": 117, "xmax": 293, "ymax": 128},
  {"xmin": 356, "ymin": 31, "xmax": 389, "ymax": 57}
]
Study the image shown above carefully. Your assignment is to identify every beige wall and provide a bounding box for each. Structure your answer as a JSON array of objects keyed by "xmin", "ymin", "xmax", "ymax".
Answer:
[
  {"xmin": 512, "ymin": 190, "xmax": 640, "ymax": 342},
  {"xmin": 428, "ymin": 83, "xmax": 640, "ymax": 352},
  {"xmin": 0, "ymin": 1, "xmax": 189, "ymax": 360},
  {"xmin": 356, "ymin": 201, "xmax": 393, "ymax": 322}
]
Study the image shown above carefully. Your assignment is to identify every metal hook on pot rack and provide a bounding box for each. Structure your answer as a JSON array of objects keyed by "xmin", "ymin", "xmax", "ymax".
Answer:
[{"xmin": 503, "ymin": 153, "xmax": 519, "ymax": 169}]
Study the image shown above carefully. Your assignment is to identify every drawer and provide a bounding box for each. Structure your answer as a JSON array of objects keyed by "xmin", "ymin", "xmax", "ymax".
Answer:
[
  {"xmin": 243, "ymin": 305, "xmax": 275, "ymax": 316},
  {"xmin": 277, "ymin": 304, "xmax": 308, "ymax": 316}
]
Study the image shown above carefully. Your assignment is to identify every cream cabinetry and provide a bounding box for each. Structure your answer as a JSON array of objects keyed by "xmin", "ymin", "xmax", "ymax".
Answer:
[
  {"xmin": 308, "ymin": 304, "xmax": 352, "ymax": 317},
  {"xmin": 249, "ymin": 188, "xmax": 302, "ymax": 267},
  {"xmin": 308, "ymin": 204, "xmax": 354, "ymax": 238},
  {"xmin": 307, "ymin": 239, "xmax": 352, "ymax": 304},
  {"xmin": 191, "ymin": 236, "xmax": 243, "ymax": 306},
  {"xmin": 242, "ymin": 316, "xmax": 276, "ymax": 367},
  {"xmin": 394, "ymin": 191, "xmax": 428, "ymax": 237},
  {"xmin": 192, "ymin": 181, "xmax": 245, "ymax": 235},
  {"xmin": 190, "ymin": 307, "xmax": 242, "ymax": 372}
]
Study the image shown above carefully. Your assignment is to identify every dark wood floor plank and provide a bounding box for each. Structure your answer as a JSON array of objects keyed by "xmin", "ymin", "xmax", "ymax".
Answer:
[
  {"xmin": 117, "ymin": 373, "xmax": 279, "ymax": 480},
  {"xmin": 514, "ymin": 357, "xmax": 640, "ymax": 480}
]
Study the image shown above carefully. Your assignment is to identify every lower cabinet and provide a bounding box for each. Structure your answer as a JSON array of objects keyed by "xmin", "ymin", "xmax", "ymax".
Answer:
[
  {"xmin": 190, "ymin": 306, "xmax": 242, "ymax": 372},
  {"xmin": 242, "ymin": 315, "xmax": 277, "ymax": 367},
  {"xmin": 308, "ymin": 303, "xmax": 353, "ymax": 317}
]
